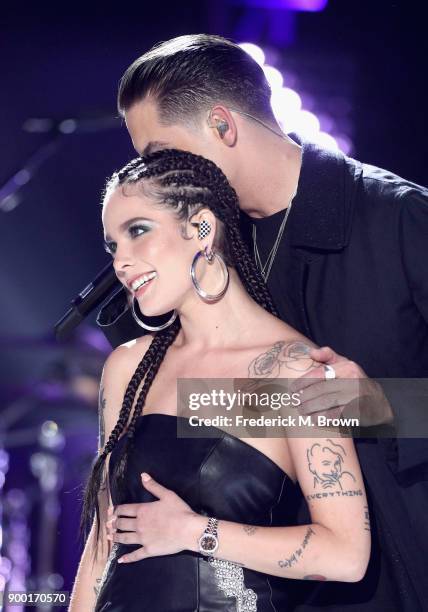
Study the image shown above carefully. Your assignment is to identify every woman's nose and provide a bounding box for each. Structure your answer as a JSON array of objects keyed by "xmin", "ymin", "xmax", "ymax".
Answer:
[{"xmin": 113, "ymin": 245, "xmax": 135, "ymax": 278}]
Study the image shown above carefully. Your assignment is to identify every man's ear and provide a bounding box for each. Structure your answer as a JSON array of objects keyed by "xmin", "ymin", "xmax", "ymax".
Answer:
[
  {"xmin": 207, "ymin": 105, "xmax": 237, "ymax": 146},
  {"xmin": 189, "ymin": 208, "xmax": 217, "ymax": 251}
]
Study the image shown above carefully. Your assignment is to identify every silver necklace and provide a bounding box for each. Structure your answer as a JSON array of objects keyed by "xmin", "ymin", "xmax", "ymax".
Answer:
[{"xmin": 252, "ymin": 193, "xmax": 296, "ymax": 283}]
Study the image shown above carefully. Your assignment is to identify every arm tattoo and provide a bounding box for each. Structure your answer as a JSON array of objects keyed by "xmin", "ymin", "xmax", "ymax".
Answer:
[
  {"xmin": 248, "ymin": 341, "xmax": 315, "ymax": 378},
  {"xmin": 306, "ymin": 439, "xmax": 356, "ymax": 490},
  {"xmin": 364, "ymin": 505, "xmax": 371, "ymax": 531},
  {"xmin": 278, "ymin": 526, "xmax": 315, "ymax": 569},
  {"xmin": 243, "ymin": 525, "xmax": 258, "ymax": 536},
  {"xmin": 303, "ymin": 574, "xmax": 327, "ymax": 581},
  {"xmin": 99, "ymin": 386, "xmax": 106, "ymax": 451},
  {"xmin": 94, "ymin": 577, "xmax": 102, "ymax": 597}
]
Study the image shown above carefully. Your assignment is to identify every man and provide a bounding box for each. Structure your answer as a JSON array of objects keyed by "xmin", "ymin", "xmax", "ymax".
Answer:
[{"xmin": 98, "ymin": 34, "xmax": 428, "ymax": 610}]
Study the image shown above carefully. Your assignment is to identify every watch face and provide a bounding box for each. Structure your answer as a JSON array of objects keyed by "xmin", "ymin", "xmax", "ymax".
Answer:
[{"xmin": 199, "ymin": 533, "xmax": 218, "ymax": 554}]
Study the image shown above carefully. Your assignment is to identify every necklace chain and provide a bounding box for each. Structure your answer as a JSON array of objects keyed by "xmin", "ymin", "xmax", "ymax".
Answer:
[{"xmin": 252, "ymin": 193, "xmax": 296, "ymax": 283}]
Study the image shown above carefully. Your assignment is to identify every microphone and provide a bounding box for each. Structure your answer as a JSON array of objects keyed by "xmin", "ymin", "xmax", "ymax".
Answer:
[{"xmin": 54, "ymin": 262, "xmax": 123, "ymax": 340}]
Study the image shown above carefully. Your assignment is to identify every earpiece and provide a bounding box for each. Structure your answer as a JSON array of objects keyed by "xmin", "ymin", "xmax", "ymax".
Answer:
[{"xmin": 216, "ymin": 120, "xmax": 229, "ymax": 139}]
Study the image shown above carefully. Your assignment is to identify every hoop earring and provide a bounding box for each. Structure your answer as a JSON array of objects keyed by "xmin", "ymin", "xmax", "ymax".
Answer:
[
  {"xmin": 191, "ymin": 248, "xmax": 229, "ymax": 302},
  {"xmin": 131, "ymin": 297, "xmax": 177, "ymax": 332}
]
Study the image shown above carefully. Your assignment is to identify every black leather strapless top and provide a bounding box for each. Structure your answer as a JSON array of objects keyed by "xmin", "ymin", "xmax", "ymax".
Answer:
[{"xmin": 94, "ymin": 414, "xmax": 299, "ymax": 612}]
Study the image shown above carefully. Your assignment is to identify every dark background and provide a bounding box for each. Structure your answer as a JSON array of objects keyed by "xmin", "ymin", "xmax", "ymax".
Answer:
[
  {"xmin": 1, "ymin": 0, "xmax": 426, "ymax": 362},
  {"xmin": 0, "ymin": 0, "xmax": 426, "ymax": 596}
]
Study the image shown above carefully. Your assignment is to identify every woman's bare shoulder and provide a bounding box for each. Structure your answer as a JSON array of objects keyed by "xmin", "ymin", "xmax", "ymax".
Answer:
[
  {"xmin": 103, "ymin": 334, "xmax": 155, "ymax": 380},
  {"xmin": 247, "ymin": 331, "xmax": 319, "ymax": 380}
]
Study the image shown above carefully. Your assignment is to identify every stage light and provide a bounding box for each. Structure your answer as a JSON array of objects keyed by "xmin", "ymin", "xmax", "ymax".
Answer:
[
  {"xmin": 239, "ymin": 42, "xmax": 353, "ymax": 153},
  {"xmin": 313, "ymin": 131, "xmax": 339, "ymax": 151},
  {"xmin": 271, "ymin": 87, "xmax": 302, "ymax": 117},
  {"xmin": 263, "ymin": 65, "xmax": 284, "ymax": 90},
  {"xmin": 239, "ymin": 42, "xmax": 265, "ymax": 66},
  {"xmin": 292, "ymin": 110, "xmax": 320, "ymax": 137}
]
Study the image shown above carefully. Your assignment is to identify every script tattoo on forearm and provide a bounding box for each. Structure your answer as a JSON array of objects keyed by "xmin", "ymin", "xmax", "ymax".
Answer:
[
  {"xmin": 99, "ymin": 386, "xmax": 106, "ymax": 451},
  {"xmin": 278, "ymin": 526, "xmax": 315, "ymax": 569},
  {"xmin": 364, "ymin": 505, "xmax": 371, "ymax": 532},
  {"xmin": 306, "ymin": 439, "xmax": 356, "ymax": 490},
  {"xmin": 243, "ymin": 525, "xmax": 258, "ymax": 536},
  {"xmin": 248, "ymin": 341, "xmax": 315, "ymax": 378}
]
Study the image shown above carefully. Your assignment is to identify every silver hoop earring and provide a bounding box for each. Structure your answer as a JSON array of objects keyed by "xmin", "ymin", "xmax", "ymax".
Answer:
[
  {"xmin": 131, "ymin": 297, "xmax": 177, "ymax": 332},
  {"xmin": 190, "ymin": 249, "xmax": 229, "ymax": 302}
]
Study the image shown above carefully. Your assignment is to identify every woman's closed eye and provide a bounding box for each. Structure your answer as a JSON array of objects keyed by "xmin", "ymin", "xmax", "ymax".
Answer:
[{"xmin": 103, "ymin": 224, "xmax": 151, "ymax": 255}]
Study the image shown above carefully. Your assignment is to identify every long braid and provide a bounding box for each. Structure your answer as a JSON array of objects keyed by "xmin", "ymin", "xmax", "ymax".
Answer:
[
  {"xmin": 82, "ymin": 149, "xmax": 280, "ymax": 550},
  {"xmin": 79, "ymin": 331, "xmax": 167, "ymax": 543},
  {"xmin": 110, "ymin": 319, "xmax": 180, "ymax": 501}
]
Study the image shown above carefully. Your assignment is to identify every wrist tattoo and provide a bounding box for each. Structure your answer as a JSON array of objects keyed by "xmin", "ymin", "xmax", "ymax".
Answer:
[{"xmin": 243, "ymin": 525, "xmax": 258, "ymax": 536}]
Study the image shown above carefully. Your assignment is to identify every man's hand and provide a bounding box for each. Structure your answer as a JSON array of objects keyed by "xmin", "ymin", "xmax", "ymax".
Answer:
[
  {"xmin": 106, "ymin": 473, "xmax": 205, "ymax": 564},
  {"xmin": 289, "ymin": 346, "xmax": 394, "ymax": 427}
]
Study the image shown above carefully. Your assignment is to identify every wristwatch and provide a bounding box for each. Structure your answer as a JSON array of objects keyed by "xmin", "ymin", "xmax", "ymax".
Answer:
[{"xmin": 198, "ymin": 517, "xmax": 219, "ymax": 556}]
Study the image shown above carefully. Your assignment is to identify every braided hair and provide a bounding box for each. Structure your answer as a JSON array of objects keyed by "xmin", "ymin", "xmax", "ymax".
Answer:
[{"xmin": 80, "ymin": 149, "xmax": 279, "ymax": 553}]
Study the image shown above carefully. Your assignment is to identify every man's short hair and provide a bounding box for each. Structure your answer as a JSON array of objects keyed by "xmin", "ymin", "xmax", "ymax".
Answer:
[{"xmin": 118, "ymin": 34, "xmax": 276, "ymax": 127}]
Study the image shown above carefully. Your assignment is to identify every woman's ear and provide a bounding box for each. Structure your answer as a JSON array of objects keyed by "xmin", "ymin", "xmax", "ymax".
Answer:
[{"xmin": 189, "ymin": 209, "xmax": 217, "ymax": 252}]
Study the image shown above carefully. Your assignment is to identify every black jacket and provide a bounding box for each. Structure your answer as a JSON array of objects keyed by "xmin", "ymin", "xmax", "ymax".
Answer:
[
  {"xmin": 239, "ymin": 139, "xmax": 428, "ymax": 611},
  {"xmin": 97, "ymin": 140, "xmax": 428, "ymax": 610}
]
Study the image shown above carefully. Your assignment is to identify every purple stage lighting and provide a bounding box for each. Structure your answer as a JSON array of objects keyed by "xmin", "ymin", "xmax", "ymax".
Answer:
[
  {"xmin": 237, "ymin": 0, "xmax": 328, "ymax": 11},
  {"xmin": 239, "ymin": 42, "xmax": 352, "ymax": 153}
]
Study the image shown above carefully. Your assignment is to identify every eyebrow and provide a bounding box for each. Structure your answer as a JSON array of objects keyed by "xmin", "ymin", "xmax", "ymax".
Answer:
[
  {"xmin": 141, "ymin": 140, "xmax": 170, "ymax": 156},
  {"xmin": 104, "ymin": 217, "xmax": 152, "ymax": 242}
]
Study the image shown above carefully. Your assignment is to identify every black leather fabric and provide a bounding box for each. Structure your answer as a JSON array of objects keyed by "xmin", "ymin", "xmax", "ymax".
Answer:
[{"xmin": 94, "ymin": 414, "xmax": 298, "ymax": 611}]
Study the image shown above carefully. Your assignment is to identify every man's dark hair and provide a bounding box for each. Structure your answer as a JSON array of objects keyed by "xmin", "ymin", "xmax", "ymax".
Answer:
[{"xmin": 118, "ymin": 34, "xmax": 276, "ymax": 127}]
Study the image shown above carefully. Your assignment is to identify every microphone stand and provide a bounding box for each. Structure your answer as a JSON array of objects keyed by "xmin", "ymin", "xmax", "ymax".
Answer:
[
  {"xmin": 0, "ymin": 138, "xmax": 61, "ymax": 213},
  {"xmin": 0, "ymin": 114, "xmax": 119, "ymax": 213}
]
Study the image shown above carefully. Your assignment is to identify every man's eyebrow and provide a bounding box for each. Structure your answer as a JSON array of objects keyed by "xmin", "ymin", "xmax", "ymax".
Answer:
[
  {"xmin": 141, "ymin": 141, "xmax": 170, "ymax": 156},
  {"xmin": 104, "ymin": 217, "xmax": 152, "ymax": 241}
]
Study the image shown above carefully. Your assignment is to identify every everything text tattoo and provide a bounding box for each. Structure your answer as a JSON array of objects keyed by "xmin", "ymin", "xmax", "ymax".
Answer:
[{"xmin": 306, "ymin": 489, "xmax": 363, "ymax": 502}]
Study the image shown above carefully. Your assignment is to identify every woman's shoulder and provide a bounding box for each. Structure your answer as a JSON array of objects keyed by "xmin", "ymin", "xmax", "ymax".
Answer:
[
  {"xmin": 103, "ymin": 333, "xmax": 155, "ymax": 382},
  {"xmin": 247, "ymin": 328, "xmax": 318, "ymax": 380}
]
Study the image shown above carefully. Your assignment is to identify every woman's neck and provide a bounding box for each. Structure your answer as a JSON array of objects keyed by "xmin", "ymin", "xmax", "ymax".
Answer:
[{"xmin": 175, "ymin": 269, "xmax": 275, "ymax": 351}]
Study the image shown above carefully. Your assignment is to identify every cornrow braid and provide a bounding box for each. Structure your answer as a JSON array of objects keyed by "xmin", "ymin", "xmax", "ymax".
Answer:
[
  {"xmin": 79, "ymin": 330, "xmax": 167, "ymax": 545},
  {"xmin": 81, "ymin": 148, "xmax": 279, "ymax": 552}
]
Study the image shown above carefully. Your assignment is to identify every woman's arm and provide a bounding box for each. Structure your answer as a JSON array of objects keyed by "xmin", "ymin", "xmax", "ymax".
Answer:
[
  {"xmin": 185, "ymin": 434, "xmax": 370, "ymax": 582},
  {"xmin": 68, "ymin": 516, "xmax": 110, "ymax": 611},
  {"xmin": 69, "ymin": 336, "xmax": 153, "ymax": 610}
]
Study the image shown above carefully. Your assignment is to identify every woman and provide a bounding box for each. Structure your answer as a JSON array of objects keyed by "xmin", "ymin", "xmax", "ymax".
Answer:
[{"xmin": 69, "ymin": 149, "xmax": 370, "ymax": 612}]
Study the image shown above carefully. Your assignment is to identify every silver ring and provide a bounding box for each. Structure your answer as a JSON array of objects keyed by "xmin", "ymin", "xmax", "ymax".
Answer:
[{"xmin": 323, "ymin": 364, "xmax": 336, "ymax": 380}]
